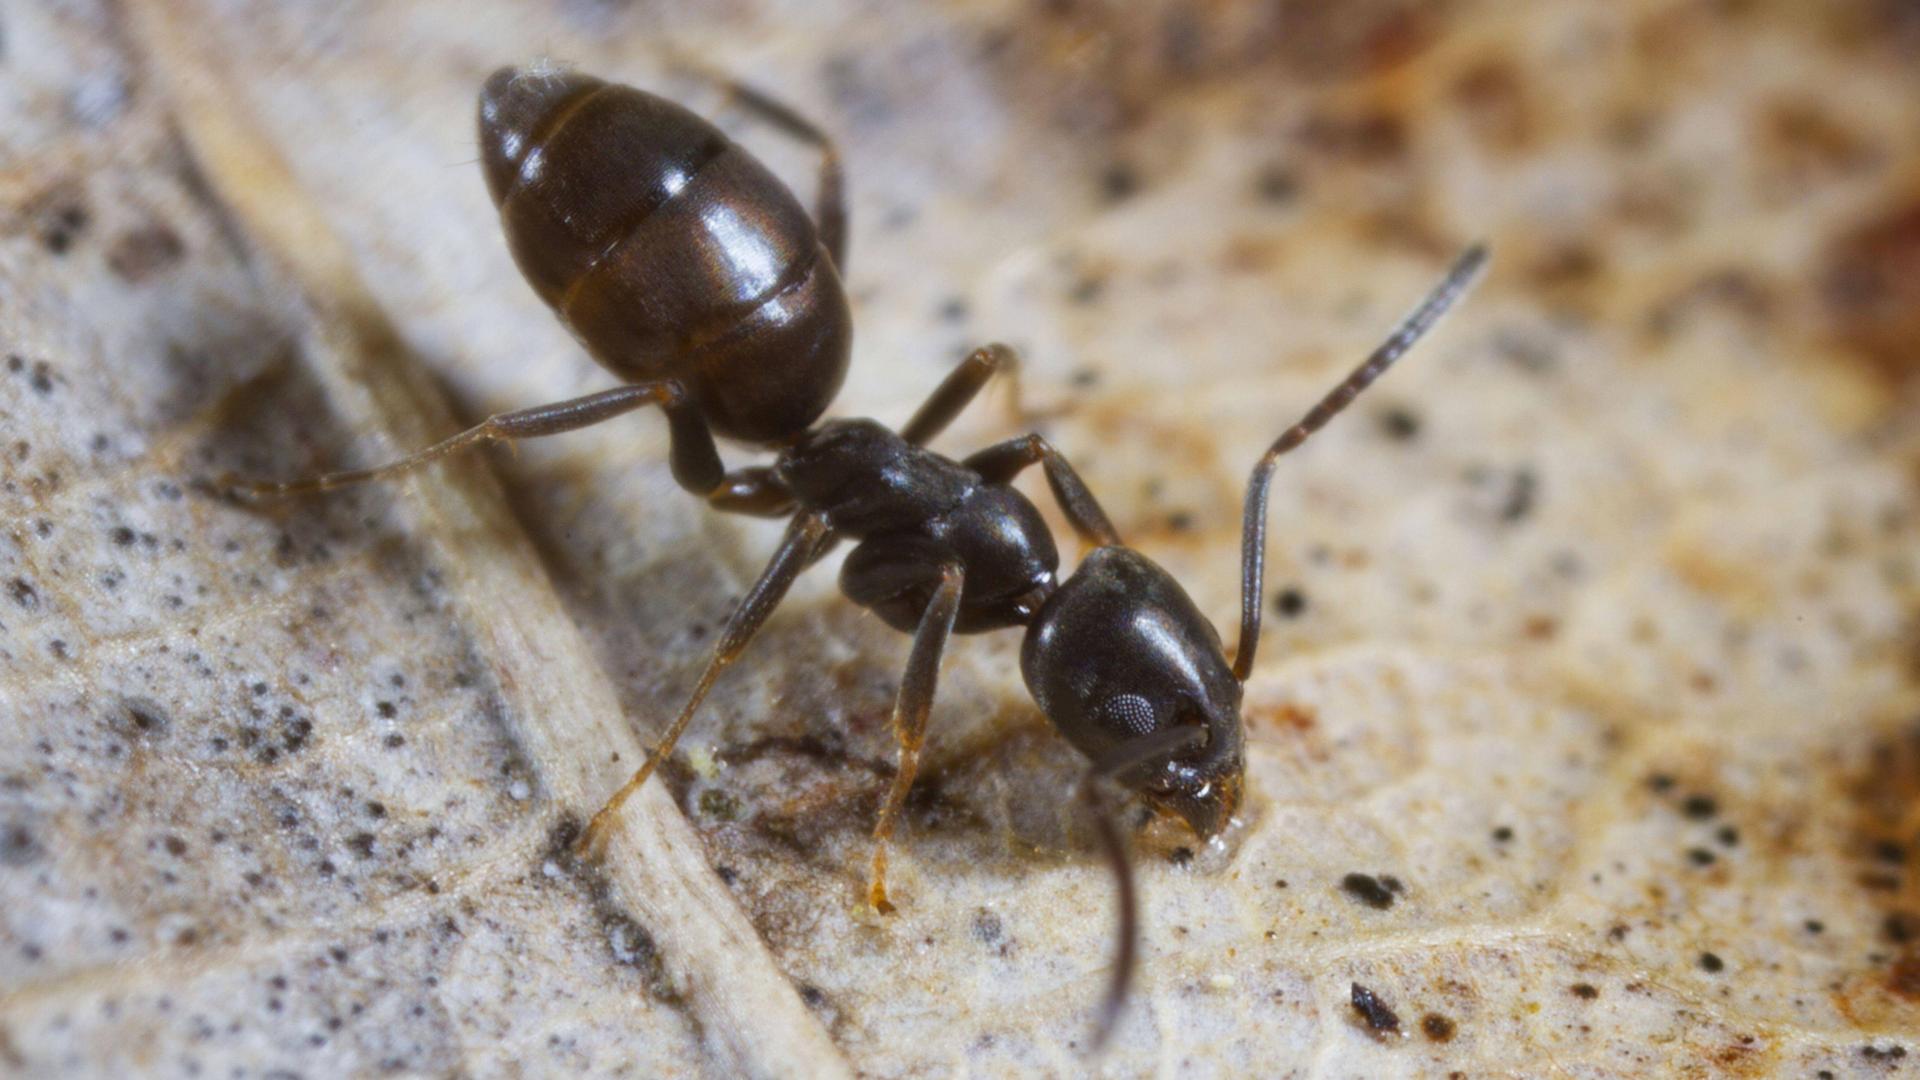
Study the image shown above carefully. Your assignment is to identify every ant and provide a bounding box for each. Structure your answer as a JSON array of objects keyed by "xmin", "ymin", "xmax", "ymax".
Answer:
[{"xmin": 225, "ymin": 64, "xmax": 1488, "ymax": 1048}]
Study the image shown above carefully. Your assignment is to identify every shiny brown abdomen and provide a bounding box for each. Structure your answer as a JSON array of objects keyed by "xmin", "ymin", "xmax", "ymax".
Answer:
[{"xmin": 478, "ymin": 67, "xmax": 851, "ymax": 444}]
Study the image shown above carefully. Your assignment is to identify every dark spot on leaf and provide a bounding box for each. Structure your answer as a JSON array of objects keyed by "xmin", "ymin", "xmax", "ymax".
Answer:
[
  {"xmin": 972, "ymin": 908, "xmax": 1004, "ymax": 945},
  {"xmin": 8, "ymin": 578, "xmax": 39, "ymax": 610},
  {"xmin": 1254, "ymin": 164, "xmax": 1299, "ymax": 204},
  {"xmin": 1379, "ymin": 407, "xmax": 1421, "ymax": 440},
  {"xmin": 2, "ymin": 824, "xmax": 43, "ymax": 867},
  {"xmin": 106, "ymin": 224, "xmax": 185, "ymax": 283},
  {"xmin": 1341, "ymin": 872, "xmax": 1396, "ymax": 909},
  {"xmin": 1100, "ymin": 161, "xmax": 1140, "ymax": 202}
]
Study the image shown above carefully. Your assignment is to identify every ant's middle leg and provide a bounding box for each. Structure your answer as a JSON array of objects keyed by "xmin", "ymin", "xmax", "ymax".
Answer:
[
  {"xmin": 223, "ymin": 380, "xmax": 726, "ymax": 498},
  {"xmin": 899, "ymin": 343, "xmax": 1024, "ymax": 447},
  {"xmin": 580, "ymin": 510, "xmax": 833, "ymax": 856},
  {"xmin": 963, "ymin": 434, "xmax": 1120, "ymax": 549},
  {"xmin": 866, "ymin": 562, "xmax": 964, "ymax": 914}
]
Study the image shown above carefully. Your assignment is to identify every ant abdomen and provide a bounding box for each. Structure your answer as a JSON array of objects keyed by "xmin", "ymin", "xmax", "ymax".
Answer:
[{"xmin": 478, "ymin": 66, "xmax": 850, "ymax": 444}]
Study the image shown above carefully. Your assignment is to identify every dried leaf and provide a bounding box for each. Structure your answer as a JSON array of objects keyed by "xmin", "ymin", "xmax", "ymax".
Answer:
[{"xmin": 4, "ymin": 0, "xmax": 1919, "ymax": 1076}]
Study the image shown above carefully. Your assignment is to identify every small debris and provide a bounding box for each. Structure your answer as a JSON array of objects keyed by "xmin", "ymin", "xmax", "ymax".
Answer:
[{"xmin": 1349, "ymin": 982, "xmax": 1402, "ymax": 1037}]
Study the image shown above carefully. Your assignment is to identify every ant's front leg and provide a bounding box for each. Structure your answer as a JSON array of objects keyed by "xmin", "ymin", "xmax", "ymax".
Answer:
[{"xmin": 864, "ymin": 563, "xmax": 964, "ymax": 914}]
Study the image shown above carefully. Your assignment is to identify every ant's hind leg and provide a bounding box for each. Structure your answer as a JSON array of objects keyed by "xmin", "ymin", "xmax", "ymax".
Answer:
[
  {"xmin": 223, "ymin": 380, "xmax": 725, "ymax": 498},
  {"xmin": 686, "ymin": 71, "xmax": 847, "ymax": 272},
  {"xmin": 866, "ymin": 563, "xmax": 964, "ymax": 914},
  {"xmin": 580, "ymin": 511, "xmax": 833, "ymax": 857},
  {"xmin": 899, "ymin": 343, "xmax": 1024, "ymax": 447}
]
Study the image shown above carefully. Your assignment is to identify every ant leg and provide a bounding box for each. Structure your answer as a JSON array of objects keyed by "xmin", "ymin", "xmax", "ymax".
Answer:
[
  {"xmin": 1232, "ymin": 243, "xmax": 1488, "ymax": 680},
  {"xmin": 708, "ymin": 465, "xmax": 797, "ymax": 518},
  {"xmin": 899, "ymin": 343, "xmax": 1023, "ymax": 447},
  {"xmin": 580, "ymin": 511, "xmax": 833, "ymax": 856},
  {"xmin": 963, "ymin": 434, "xmax": 1120, "ymax": 549},
  {"xmin": 866, "ymin": 563, "xmax": 964, "ymax": 914},
  {"xmin": 704, "ymin": 77, "xmax": 847, "ymax": 272},
  {"xmin": 222, "ymin": 381, "xmax": 725, "ymax": 498}
]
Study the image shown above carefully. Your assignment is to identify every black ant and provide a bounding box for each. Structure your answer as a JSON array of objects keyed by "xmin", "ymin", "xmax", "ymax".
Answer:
[{"xmin": 225, "ymin": 64, "xmax": 1488, "ymax": 1048}]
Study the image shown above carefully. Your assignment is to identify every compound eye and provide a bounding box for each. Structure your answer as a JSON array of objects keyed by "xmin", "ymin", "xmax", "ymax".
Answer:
[{"xmin": 1099, "ymin": 693, "xmax": 1159, "ymax": 739}]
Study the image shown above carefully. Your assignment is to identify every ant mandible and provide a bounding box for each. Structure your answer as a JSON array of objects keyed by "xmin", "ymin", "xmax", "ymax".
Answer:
[{"xmin": 227, "ymin": 64, "xmax": 1487, "ymax": 1048}]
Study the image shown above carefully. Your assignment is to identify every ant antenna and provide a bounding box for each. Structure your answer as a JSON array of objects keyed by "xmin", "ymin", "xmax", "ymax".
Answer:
[
  {"xmin": 1081, "ymin": 724, "xmax": 1210, "ymax": 1054},
  {"xmin": 1232, "ymin": 244, "xmax": 1490, "ymax": 681}
]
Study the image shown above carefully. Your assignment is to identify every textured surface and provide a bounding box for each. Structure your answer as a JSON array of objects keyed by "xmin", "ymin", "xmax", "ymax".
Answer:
[{"xmin": 3, "ymin": 0, "xmax": 1920, "ymax": 1076}]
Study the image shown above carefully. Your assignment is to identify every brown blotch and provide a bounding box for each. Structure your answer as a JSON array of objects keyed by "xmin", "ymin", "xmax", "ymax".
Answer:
[
  {"xmin": 1265, "ymin": 701, "xmax": 1317, "ymax": 732},
  {"xmin": 1642, "ymin": 269, "xmax": 1777, "ymax": 341},
  {"xmin": 1450, "ymin": 57, "xmax": 1533, "ymax": 152},
  {"xmin": 1847, "ymin": 718, "xmax": 1920, "ymax": 1012},
  {"xmin": 1295, "ymin": 106, "xmax": 1408, "ymax": 165},
  {"xmin": 1527, "ymin": 241, "xmax": 1606, "ymax": 296},
  {"xmin": 1420, "ymin": 1012, "xmax": 1456, "ymax": 1042},
  {"xmin": 1219, "ymin": 233, "xmax": 1283, "ymax": 275},
  {"xmin": 1269, "ymin": 2, "xmax": 1439, "ymax": 80},
  {"xmin": 1889, "ymin": 957, "xmax": 1920, "ymax": 1001},
  {"xmin": 1821, "ymin": 195, "xmax": 1920, "ymax": 387},
  {"xmin": 1759, "ymin": 99, "xmax": 1876, "ymax": 193},
  {"xmin": 107, "ymin": 224, "xmax": 186, "ymax": 283}
]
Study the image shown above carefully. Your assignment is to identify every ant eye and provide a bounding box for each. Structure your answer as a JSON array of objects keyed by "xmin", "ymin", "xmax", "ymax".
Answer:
[{"xmin": 1100, "ymin": 694, "xmax": 1158, "ymax": 738}]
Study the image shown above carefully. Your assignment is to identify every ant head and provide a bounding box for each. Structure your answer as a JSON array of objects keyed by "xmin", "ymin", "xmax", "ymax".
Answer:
[{"xmin": 1022, "ymin": 546, "xmax": 1248, "ymax": 838}]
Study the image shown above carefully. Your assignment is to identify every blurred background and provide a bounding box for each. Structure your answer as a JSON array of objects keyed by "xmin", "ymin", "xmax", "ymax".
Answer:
[{"xmin": 2, "ymin": 1, "xmax": 1917, "ymax": 1075}]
